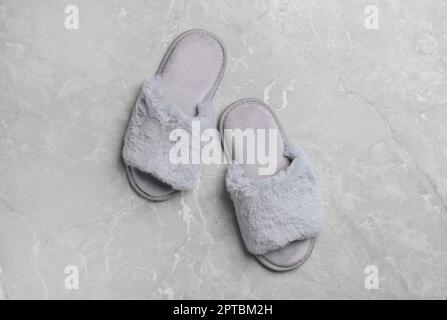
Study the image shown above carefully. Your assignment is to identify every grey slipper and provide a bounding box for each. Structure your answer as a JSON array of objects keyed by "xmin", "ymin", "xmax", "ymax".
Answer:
[
  {"xmin": 219, "ymin": 98, "xmax": 324, "ymax": 272},
  {"xmin": 122, "ymin": 29, "xmax": 226, "ymax": 201}
]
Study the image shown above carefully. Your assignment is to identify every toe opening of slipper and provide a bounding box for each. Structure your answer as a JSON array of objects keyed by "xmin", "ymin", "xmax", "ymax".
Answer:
[
  {"xmin": 256, "ymin": 238, "xmax": 315, "ymax": 271},
  {"xmin": 127, "ymin": 167, "xmax": 177, "ymax": 201}
]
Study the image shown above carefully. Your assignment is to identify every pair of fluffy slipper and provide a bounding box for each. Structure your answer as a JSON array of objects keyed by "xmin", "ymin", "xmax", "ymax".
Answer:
[{"xmin": 122, "ymin": 29, "xmax": 324, "ymax": 272}]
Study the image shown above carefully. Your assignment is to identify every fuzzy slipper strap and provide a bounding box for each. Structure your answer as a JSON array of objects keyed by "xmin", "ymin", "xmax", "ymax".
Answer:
[
  {"xmin": 122, "ymin": 76, "xmax": 214, "ymax": 190},
  {"xmin": 226, "ymin": 144, "xmax": 324, "ymax": 255}
]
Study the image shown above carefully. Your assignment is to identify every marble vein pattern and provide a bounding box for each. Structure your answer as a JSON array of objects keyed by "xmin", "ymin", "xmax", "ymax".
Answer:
[{"xmin": 0, "ymin": 0, "xmax": 446, "ymax": 299}]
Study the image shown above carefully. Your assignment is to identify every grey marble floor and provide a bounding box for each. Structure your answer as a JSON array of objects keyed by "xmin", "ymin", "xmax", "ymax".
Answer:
[{"xmin": 1, "ymin": 0, "xmax": 447, "ymax": 300}]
